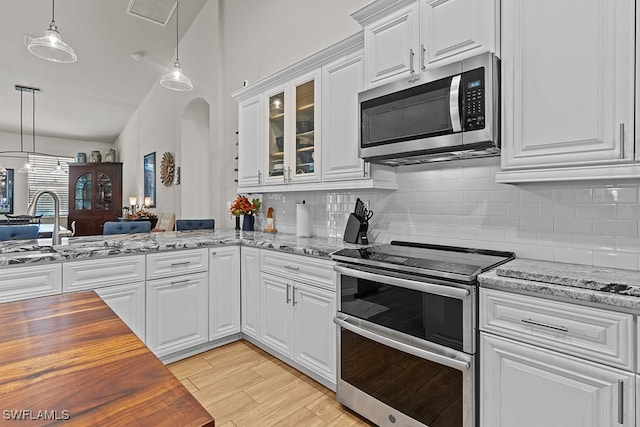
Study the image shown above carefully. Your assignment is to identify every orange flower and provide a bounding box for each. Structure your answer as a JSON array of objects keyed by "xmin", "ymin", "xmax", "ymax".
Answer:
[{"xmin": 230, "ymin": 195, "xmax": 261, "ymax": 217}]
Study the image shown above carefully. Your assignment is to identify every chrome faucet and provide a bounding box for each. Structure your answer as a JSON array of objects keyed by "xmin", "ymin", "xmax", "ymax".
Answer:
[{"xmin": 26, "ymin": 190, "xmax": 61, "ymax": 245}]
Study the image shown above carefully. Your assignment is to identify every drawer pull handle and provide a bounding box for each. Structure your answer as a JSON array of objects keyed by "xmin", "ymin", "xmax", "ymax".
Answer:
[
  {"xmin": 171, "ymin": 261, "xmax": 192, "ymax": 267},
  {"xmin": 521, "ymin": 318, "xmax": 568, "ymax": 332},
  {"xmin": 284, "ymin": 265, "xmax": 300, "ymax": 271},
  {"xmin": 618, "ymin": 379, "xmax": 624, "ymax": 424},
  {"xmin": 171, "ymin": 279, "xmax": 190, "ymax": 285}
]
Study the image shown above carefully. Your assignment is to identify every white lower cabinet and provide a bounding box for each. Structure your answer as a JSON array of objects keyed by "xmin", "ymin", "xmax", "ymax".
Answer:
[
  {"xmin": 209, "ymin": 246, "xmax": 240, "ymax": 340},
  {"xmin": 0, "ymin": 263, "xmax": 62, "ymax": 303},
  {"xmin": 292, "ymin": 282, "xmax": 336, "ymax": 382},
  {"xmin": 480, "ymin": 288, "xmax": 636, "ymax": 426},
  {"xmin": 95, "ymin": 282, "xmax": 145, "ymax": 341},
  {"xmin": 146, "ymin": 272, "xmax": 208, "ymax": 357},
  {"xmin": 255, "ymin": 250, "xmax": 337, "ymax": 387},
  {"xmin": 259, "ymin": 272, "xmax": 294, "ymax": 357},
  {"xmin": 241, "ymin": 246, "xmax": 261, "ymax": 339},
  {"xmin": 481, "ymin": 333, "xmax": 635, "ymax": 427}
]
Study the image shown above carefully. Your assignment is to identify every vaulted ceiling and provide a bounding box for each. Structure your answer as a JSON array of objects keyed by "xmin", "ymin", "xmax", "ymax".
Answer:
[{"xmin": 0, "ymin": 0, "xmax": 207, "ymax": 144}]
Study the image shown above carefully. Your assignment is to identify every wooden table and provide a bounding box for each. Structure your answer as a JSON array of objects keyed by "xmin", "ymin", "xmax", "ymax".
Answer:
[{"xmin": 0, "ymin": 292, "xmax": 214, "ymax": 426}]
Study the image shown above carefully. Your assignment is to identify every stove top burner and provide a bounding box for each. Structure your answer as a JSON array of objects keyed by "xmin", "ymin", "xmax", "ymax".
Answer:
[{"xmin": 332, "ymin": 241, "xmax": 515, "ymax": 282}]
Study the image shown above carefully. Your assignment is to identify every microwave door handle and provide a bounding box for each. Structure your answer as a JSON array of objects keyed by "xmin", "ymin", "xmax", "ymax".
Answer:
[
  {"xmin": 334, "ymin": 314, "xmax": 470, "ymax": 372},
  {"xmin": 450, "ymin": 75, "xmax": 462, "ymax": 132}
]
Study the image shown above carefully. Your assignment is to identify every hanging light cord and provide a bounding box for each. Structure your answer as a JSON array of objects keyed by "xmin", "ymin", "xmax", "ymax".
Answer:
[
  {"xmin": 20, "ymin": 89, "xmax": 23, "ymax": 153},
  {"xmin": 51, "ymin": 0, "xmax": 56, "ymax": 26},
  {"xmin": 32, "ymin": 90, "xmax": 36, "ymax": 153},
  {"xmin": 175, "ymin": 0, "xmax": 180, "ymax": 63}
]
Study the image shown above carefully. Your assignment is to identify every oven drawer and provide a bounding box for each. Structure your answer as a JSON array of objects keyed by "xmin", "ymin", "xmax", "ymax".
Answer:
[
  {"xmin": 260, "ymin": 250, "xmax": 334, "ymax": 289},
  {"xmin": 480, "ymin": 288, "xmax": 634, "ymax": 370}
]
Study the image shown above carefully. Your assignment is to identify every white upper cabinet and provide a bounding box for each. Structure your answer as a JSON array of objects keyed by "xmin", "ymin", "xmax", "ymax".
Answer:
[
  {"xmin": 263, "ymin": 71, "xmax": 321, "ymax": 185},
  {"xmin": 497, "ymin": 0, "xmax": 636, "ymax": 182},
  {"xmin": 421, "ymin": 0, "xmax": 499, "ymax": 67},
  {"xmin": 232, "ymin": 32, "xmax": 397, "ymax": 193},
  {"xmin": 352, "ymin": 0, "xmax": 498, "ymax": 88},
  {"xmin": 237, "ymin": 95, "xmax": 264, "ymax": 187},
  {"xmin": 322, "ymin": 52, "xmax": 368, "ymax": 181},
  {"xmin": 362, "ymin": 2, "xmax": 421, "ymax": 88}
]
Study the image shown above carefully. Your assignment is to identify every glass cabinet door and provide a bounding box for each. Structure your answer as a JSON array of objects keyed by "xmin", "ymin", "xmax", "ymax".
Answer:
[
  {"xmin": 74, "ymin": 172, "xmax": 92, "ymax": 210},
  {"xmin": 95, "ymin": 173, "xmax": 113, "ymax": 210},
  {"xmin": 268, "ymin": 91, "xmax": 285, "ymax": 179},
  {"xmin": 294, "ymin": 80, "xmax": 315, "ymax": 176}
]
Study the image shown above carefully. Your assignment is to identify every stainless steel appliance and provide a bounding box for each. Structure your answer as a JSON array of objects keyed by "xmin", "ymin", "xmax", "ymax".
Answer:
[
  {"xmin": 359, "ymin": 53, "xmax": 500, "ymax": 166},
  {"xmin": 332, "ymin": 241, "xmax": 514, "ymax": 427}
]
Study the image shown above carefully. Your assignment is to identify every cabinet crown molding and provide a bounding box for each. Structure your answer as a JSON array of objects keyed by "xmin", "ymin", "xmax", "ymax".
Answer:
[
  {"xmin": 351, "ymin": 0, "xmax": 418, "ymax": 27},
  {"xmin": 232, "ymin": 31, "xmax": 364, "ymax": 101}
]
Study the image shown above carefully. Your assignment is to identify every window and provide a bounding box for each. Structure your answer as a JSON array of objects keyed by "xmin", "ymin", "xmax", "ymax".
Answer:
[{"xmin": 27, "ymin": 154, "xmax": 73, "ymax": 216}]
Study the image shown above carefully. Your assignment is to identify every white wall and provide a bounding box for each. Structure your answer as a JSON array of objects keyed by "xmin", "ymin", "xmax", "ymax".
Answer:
[{"xmin": 115, "ymin": 0, "xmax": 222, "ymax": 222}]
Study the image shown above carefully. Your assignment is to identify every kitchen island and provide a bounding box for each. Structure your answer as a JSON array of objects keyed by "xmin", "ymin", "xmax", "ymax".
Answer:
[{"xmin": 0, "ymin": 291, "xmax": 214, "ymax": 426}]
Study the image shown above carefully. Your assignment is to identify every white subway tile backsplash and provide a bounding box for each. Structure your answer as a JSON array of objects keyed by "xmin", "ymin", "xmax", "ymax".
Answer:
[
  {"xmin": 539, "ymin": 204, "xmax": 575, "ymax": 218},
  {"xmin": 507, "ymin": 204, "xmax": 539, "ymax": 217},
  {"xmin": 573, "ymin": 234, "xmax": 615, "ymax": 251},
  {"xmin": 593, "ymin": 251, "xmax": 638, "ymax": 271},
  {"xmin": 554, "ymin": 218, "xmax": 592, "ymax": 234},
  {"xmin": 261, "ymin": 166, "xmax": 640, "ymax": 270},
  {"xmin": 593, "ymin": 220, "xmax": 638, "ymax": 237},
  {"xmin": 618, "ymin": 205, "xmax": 640, "ymax": 220},
  {"xmin": 519, "ymin": 218, "xmax": 554, "ymax": 232},
  {"xmin": 594, "ymin": 187, "xmax": 638, "ymax": 203},
  {"xmin": 554, "ymin": 248, "xmax": 593, "ymax": 265},
  {"xmin": 575, "ymin": 204, "xmax": 617, "ymax": 219}
]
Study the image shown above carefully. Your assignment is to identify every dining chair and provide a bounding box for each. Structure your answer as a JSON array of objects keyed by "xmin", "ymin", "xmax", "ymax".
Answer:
[
  {"xmin": 103, "ymin": 221, "xmax": 152, "ymax": 235},
  {"xmin": 175, "ymin": 219, "xmax": 215, "ymax": 231},
  {"xmin": 152, "ymin": 213, "xmax": 176, "ymax": 232},
  {"xmin": 0, "ymin": 225, "xmax": 40, "ymax": 241}
]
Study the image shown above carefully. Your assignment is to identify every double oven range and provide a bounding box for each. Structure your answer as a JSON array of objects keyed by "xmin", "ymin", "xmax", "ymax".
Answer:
[{"xmin": 332, "ymin": 241, "xmax": 514, "ymax": 427}]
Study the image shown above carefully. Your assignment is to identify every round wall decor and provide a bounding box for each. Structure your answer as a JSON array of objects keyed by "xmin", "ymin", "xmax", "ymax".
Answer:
[{"xmin": 160, "ymin": 152, "xmax": 175, "ymax": 186}]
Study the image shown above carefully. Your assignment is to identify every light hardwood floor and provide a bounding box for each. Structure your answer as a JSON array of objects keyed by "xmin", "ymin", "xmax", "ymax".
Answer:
[{"xmin": 168, "ymin": 340, "xmax": 374, "ymax": 427}]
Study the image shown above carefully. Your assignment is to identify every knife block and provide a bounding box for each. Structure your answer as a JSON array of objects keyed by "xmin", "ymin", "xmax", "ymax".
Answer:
[{"xmin": 343, "ymin": 213, "xmax": 369, "ymax": 245}]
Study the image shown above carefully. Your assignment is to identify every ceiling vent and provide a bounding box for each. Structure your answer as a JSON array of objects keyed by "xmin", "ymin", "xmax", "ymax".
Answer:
[{"xmin": 127, "ymin": 0, "xmax": 177, "ymax": 26}]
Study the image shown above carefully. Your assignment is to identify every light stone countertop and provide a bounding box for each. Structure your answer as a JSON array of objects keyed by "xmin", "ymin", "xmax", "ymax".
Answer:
[
  {"xmin": 479, "ymin": 258, "xmax": 640, "ymax": 312},
  {"xmin": 0, "ymin": 230, "xmax": 363, "ymax": 266}
]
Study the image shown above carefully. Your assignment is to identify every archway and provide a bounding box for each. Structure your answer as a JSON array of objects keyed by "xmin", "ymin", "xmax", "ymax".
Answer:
[{"xmin": 180, "ymin": 98, "xmax": 211, "ymax": 218}]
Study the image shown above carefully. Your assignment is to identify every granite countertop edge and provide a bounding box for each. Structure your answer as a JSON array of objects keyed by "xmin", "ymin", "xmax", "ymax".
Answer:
[
  {"xmin": 479, "ymin": 258, "xmax": 640, "ymax": 312},
  {"xmin": 0, "ymin": 230, "xmax": 361, "ymax": 266}
]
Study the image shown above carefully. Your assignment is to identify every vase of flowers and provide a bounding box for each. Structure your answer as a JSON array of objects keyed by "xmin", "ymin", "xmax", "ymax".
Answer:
[{"xmin": 230, "ymin": 195, "xmax": 261, "ymax": 232}]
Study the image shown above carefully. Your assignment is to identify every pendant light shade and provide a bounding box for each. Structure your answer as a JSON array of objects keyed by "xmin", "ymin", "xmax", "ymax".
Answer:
[
  {"xmin": 161, "ymin": 61, "xmax": 193, "ymax": 91},
  {"xmin": 27, "ymin": 0, "xmax": 77, "ymax": 63},
  {"xmin": 160, "ymin": 0, "xmax": 193, "ymax": 91}
]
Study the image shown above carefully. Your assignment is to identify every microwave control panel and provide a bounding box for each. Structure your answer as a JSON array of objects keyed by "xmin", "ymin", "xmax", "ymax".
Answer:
[{"xmin": 462, "ymin": 67, "xmax": 485, "ymax": 131}]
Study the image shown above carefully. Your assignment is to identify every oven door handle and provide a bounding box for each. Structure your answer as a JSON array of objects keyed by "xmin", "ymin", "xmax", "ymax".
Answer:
[
  {"xmin": 334, "ymin": 265, "xmax": 470, "ymax": 300},
  {"xmin": 334, "ymin": 314, "xmax": 470, "ymax": 372}
]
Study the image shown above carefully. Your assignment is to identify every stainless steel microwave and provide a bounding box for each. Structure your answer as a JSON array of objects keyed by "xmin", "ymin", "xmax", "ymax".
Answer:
[{"xmin": 359, "ymin": 52, "xmax": 500, "ymax": 166}]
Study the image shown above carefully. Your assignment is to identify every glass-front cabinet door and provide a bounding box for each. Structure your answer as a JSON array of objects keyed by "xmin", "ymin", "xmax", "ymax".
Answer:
[
  {"xmin": 74, "ymin": 172, "xmax": 92, "ymax": 210},
  {"xmin": 95, "ymin": 173, "xmax": 113, "ymax": 210},
  {"xmin": 267, "ymin": 89, "xmax": 286, "ymax": 182},
  {"xmin": 263, "ymin": 70, "xmax": 320, "ymax": 185}
]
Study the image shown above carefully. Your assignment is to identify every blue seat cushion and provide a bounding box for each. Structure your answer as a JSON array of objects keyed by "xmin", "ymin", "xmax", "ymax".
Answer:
[
  {"xmin": 103, "ymin": 221, "xmax": 152, "ymax": 235},
  {"xmin": 175, "ymin": 219, "xmax": 215, "ymax": 231},
  {"xmin": 0, "ymin": 225, "xmax": 40, "ymax": 241}
]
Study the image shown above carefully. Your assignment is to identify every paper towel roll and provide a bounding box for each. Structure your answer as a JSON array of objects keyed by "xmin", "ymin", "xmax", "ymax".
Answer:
[{"xmin": 296, "ymin": 202, "xmax": 312, "ymax": 237}]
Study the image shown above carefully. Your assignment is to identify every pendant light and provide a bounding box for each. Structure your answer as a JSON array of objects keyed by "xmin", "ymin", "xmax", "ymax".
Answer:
[
  {"xmin": 49, "ymin": 158, "xmax": 67, "ymax": 175},
  {"xmin": 160, "ymin": 0, "xmax": 193, "ymax": 91},
  {"xmin": 17, "ymin": 86, "xmax": 40, "ymax": 174},
  {"xmin": 27, "ymin": 0, "xmax": 77, "ymax": 63}
]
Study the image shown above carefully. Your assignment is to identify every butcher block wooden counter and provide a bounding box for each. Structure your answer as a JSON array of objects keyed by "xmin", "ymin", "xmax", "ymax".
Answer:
[{"xmin": 0, "ymin": 291, "xmax": 214, "ymax": 426}]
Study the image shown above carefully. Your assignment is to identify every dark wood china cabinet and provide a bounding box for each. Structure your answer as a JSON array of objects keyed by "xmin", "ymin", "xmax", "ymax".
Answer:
[{"xmin": 68, "ymin": 162, "xmax": 122, "ymax": 236}]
